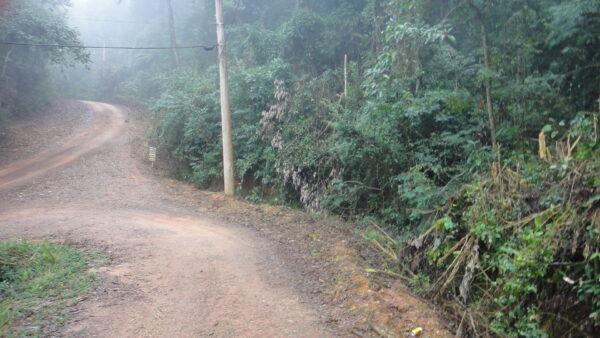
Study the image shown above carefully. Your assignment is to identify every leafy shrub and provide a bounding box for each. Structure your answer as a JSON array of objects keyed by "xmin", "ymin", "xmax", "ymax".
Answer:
[
  {"xmin": 400, "ymin": 115, "xmax": 599, "ymax": 336},
  {"xmin": 152, "ymin": 60, "xmax": 290, "ymax": 190}
]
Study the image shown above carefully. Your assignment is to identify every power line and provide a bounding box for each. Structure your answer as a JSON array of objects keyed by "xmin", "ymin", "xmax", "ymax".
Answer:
[
  {"xmin": 69, "ymin": 16, "xmax": 159, "ymax": 25},
  {"xmin": 0, "ymin": 41, "xmax": 216, "ymax": 51}
]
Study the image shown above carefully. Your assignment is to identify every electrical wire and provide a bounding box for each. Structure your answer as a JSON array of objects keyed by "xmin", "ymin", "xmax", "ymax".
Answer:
[
  {"xmin": 69, "ymin": 16, "xmax": 158, "ymax": 25},
  {"xmin": 0, "ymin": 41, "xmax": 217, "ymax": 51}
]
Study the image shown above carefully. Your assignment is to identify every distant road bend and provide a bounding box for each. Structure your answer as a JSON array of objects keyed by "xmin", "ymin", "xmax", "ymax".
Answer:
[{"xmin": 0, "ymin": 101, "xmax": 125, "ymax": 191}]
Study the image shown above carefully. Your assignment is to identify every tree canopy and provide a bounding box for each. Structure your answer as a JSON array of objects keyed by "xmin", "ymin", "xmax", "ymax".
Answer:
[{"xmin": 0, "ymin": 0, "xmax": 88, "ymax": 121}]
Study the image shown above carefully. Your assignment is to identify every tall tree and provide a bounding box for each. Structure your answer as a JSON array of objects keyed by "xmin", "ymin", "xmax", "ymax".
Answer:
[
  {"xmin": 468, "ymin": 0, "xmax": 498, "ymax": 154},
  {"xmin": 166, "ymin": 0, "xmax": 180, "ymax": 67},
  {"xmin": 0, "ymin": 0, "xmax": 88, "ymax": 118}
]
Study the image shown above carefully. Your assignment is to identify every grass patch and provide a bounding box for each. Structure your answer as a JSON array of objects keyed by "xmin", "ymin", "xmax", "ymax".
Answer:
[{"xmin": 0, "ymin": 240, "xmax": 101, "ymax": 336}]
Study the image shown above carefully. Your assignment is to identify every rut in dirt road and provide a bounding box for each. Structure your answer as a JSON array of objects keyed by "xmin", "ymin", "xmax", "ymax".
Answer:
[{"xmin": 0, "ymin": 101, "xmax": 332, "ymax": 337}]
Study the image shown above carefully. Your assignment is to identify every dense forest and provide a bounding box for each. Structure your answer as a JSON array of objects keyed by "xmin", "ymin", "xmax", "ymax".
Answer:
[{"xmin": 1, "ymin": 0, "xmax": 599, "ymax": 336}]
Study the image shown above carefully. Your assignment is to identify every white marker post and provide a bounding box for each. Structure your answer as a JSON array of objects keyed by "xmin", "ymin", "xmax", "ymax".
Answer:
[{"xmin": 149, "ymin": 146, "xmax": 156, "ymax": 168}]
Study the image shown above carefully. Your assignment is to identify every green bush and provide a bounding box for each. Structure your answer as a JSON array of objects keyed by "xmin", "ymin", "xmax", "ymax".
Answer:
[{"xmin": 400, "ymin": 115, "xmax": 599, "ymax": 336}]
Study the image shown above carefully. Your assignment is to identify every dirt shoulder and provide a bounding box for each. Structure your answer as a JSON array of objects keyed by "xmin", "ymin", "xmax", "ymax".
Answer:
[{"xmin": 161, "ymin": 187, "xmax": 453, "ymax": 336}]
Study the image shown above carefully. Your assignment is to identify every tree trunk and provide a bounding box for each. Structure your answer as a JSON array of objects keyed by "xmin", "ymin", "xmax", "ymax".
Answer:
[
  {"xmin": 344, "ymin": 54, "xmax": 348, "ymax": 98},
  {"xmin": 415, "ymin": 47, "xmax": 422, "ymax": 96},
  {"xmin": 1, "ymin": 47, "xmax": 13, "ymax": 80},
  {"xmin": 166, "ymin": 0, "xmax": 180, "ymax": 67},
  {"xmin": 372, "ymin": 0, "xmax": 384, "ymax": 52},
  {"xmin": 468, "ymin": 0, "xmax": 498, "ymax": 154},
  {"xmin": 480, "ymin": 21, "xmax": 498, "ymax": 154}
]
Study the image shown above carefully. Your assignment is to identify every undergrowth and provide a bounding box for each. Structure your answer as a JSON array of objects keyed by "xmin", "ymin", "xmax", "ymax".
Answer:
[
  {"xmin": 0, "ymin": 240, "xmax": 99, "ymax": 336},
  {"xmin": 364, "ymin": 115, "xmax": 599, "ymax": 337}
]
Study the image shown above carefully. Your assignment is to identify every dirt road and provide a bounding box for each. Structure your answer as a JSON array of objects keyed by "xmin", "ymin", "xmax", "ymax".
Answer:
[{"xmin": 0, "ymin": 102, "xmax": 331, "ymax": 337}]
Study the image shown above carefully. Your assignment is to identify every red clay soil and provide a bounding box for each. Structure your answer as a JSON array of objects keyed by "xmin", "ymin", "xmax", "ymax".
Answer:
[{"xmin": 0, "ymin": 101, "xmax": 452, "ymax": 337}]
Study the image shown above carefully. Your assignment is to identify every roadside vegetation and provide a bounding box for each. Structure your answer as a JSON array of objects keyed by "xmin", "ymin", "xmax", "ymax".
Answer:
[
  {"xmin": 0, "ymin": 0, "xmax": 88, "ymax": 127},
  {"xmin": 365, "ymin": 116, "xmax": 599, "ymax": 336},
  {"xmin": 2, "ymin": 0, "xmax": 598, "ymax": 336},
  {"xmin": 0, "ymin": 241, "xmax": 98, "ymax": 336}
]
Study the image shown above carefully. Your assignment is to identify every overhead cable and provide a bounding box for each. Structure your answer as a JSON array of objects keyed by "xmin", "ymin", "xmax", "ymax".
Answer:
[{"xmin": 0, "ymin": 41, "xmax": 216, "ymax": 51}]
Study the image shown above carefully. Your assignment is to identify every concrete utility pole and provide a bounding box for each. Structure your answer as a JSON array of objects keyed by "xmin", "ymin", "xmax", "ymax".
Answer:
[{"xmin": 215, "ymin": 0, "xmax": 235, "ymax": 196}]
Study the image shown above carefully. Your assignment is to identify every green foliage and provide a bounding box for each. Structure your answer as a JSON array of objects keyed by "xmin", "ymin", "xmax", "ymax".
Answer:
[
  {"xmin": 546, "ymin": 0, "xmax": 600, "ymax": 109},
  {"xmin": 151, "ymin": 59, "xmax": 290, "ymax": 190},
  {"xmin": 0, "ymin": 240, "xmax": 98, "ymax": 336},
  {"xmin": 404, "ymin": 116, "xmax": 599, "ymax": 336},
  {"xmin": 0, "ymin": 0, "xmax": 88, "ymax": 118}
]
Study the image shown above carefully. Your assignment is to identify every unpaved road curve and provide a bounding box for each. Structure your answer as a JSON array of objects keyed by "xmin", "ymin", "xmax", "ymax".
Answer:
[
  {"xmin": 0, "ymin": 102, "xmax": 331, "ymax": 337},
  {"xmin": 0, "ymin": 102, "xmax": 125, "ymax": 191}
]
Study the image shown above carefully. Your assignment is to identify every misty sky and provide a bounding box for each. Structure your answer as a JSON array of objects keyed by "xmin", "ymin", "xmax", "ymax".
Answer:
[{"xmin": 68, "ymin": 0, "xmax": 166, "ymax": 46}]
